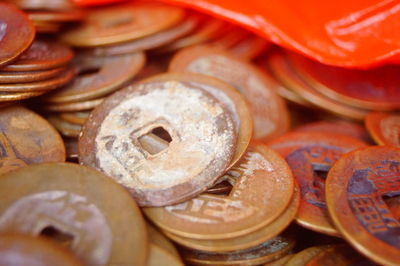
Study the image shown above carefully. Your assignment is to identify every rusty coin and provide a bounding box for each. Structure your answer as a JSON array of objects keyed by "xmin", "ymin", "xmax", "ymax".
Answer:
[
  {"xmin": 0, "ymin": 105, "xmax": 65, "ymax": 175},
  {"xmin": 269, "ymin": 131, "xmax": 368, "ymax": 236},
  {"xmin": 0, "ymin": 234, "xmax": 82, "ymax": 266},
  {"xmin": 145, "ymin": 143, "xmax": 294, "ymax": 239},
  {"xmin": 170, "ymin": 45, "xmax": 289, "ymax": 141},
  {"xmin": 79, "ymin": 73, "xmax": 237, "ymax": 207},
  {"xmin": 326, "ymin": 146, "xmax": 400, "ymax": 266},
  {"xmin": 365, "ymin": 112, "xmax": 400, "ymax": 147},
  {"xmin": 0, "ymin": 66, "xmax": 65, "ymax": 84},
  {"xmin": 0, "ymin": 163, "xmax": 148, "ymax": 266},
  {"xmin": 2, "ymin": 39, "xmax": 74, "ymax": 72},
  {"xmin": 61, "ymin": 2, "xmax": 184, "ymax": 47},
  {"xmin": 0, "ymin": 3, "xmax": 35, "ymax": 67}
]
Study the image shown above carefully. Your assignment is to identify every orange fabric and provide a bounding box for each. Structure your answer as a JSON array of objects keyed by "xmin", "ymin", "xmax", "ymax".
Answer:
[{"xmin": 74, "ymin": 0, "xmax": 400, "ymax": 68}]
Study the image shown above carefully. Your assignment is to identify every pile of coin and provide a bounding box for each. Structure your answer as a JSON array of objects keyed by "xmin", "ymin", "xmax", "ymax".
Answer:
[{"xmin": 0, "ymin": 1, "xmax": 399, "ymax": 265}]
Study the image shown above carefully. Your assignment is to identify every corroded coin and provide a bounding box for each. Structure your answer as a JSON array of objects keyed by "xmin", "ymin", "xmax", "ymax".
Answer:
[
  {"xmin": 326, "ymin": 146, "xmax": 400, "ymax": 266},
  {"xmin": 365, "ymin": 112, "xmax": 400, "ymax": 147},
  {"xmin": 170, "ymin": 45, "xmax": 289, "ymax": 141},
  {"xmin": 0, "ymin": 106, "xmax": 65, "ymax": 175},
  {"xmin": 0, "ymin": 234, "xmax": 82, "ymax": 266},
  {"xmin": 0, "ymin": 163, "xmax": 148, "ymax": 266},
  {"xmin": 2, "ymin": 39, "xmax": 74, "ymax": 72},
  {"xmin": 0, "ymin": 3, "xmax": 35, "ymax": 67},
  {"xmin": 79, "ymin": 73, "xmax": 237, "ymax": 206},
  {"xmin": 0, "ymin": 67, "xmax": 65, "ymax": 84},
  {"xmin": 145, "ymin": 143, "xmax": 294, "ymax": 240},
  {"xmin": 269, "ymin": 131, "xmax": 368, "ymax": 236},
  {"xmin": 61, "ymin": 2, "xmax": 184, "ymax": 47}
]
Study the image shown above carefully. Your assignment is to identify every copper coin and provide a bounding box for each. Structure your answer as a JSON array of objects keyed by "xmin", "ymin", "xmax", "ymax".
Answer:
[
  {"xmin": 170, "ymin": 45, "xmax": 289, "ymax": 141},
  {"xmin": 145, "ymin": 143, "xmax": 294, "ymax": 239},
  {"xmin": 306, "ymin": 245, "xmax": 375, "ymax": 266},
  {"xmin": 229, "ymin": 34, "xmax": 271, "ymax": 61},
  {"xmin": 0, "ymin": 106, "xmax": 65, "ymax": 175},
  {"xmin": 61, "ymin": 2, "xmax": 184, "ymax": 47},
  {"xmin": 84, "ymin": 15, "xmax": 198, "ymax": 56},
  {"xmin": 294, "ymin": 120, "xmax": 371, "ymax": 143},
  {"xmin": 0, "ymin": 234, "xmax": 82, "ymax": 266},
  {"xmin": 6, "ymin": 0, "xmax": 76, "ymax": 10},
  {"xmin": 285, "ymin": 245, "xmax": 331, "ymax": 266},
  {"xmin": 289, "ymin": 52, "xmax": 400, "ymax": 111},
  {"xmin": 365, "ymin": 112, "xmax": 400, "ymax": 147},
  {"xmin": 0, "ymin": 67, "xmax": 75, "ymax": 92},
  {"xmin": 79, "ymin": 73, "xmax": 236, "ymax": 207},
  {"xmin": 28, "ymin": 9, "xmax": 86, "ymax": 23},
  {"xmin": 0, "ymin": 66, "xmax": 65, "ymax": 84},
  {"xmin": 41, "ymin": 98, "xmax": 104, "ymax": 112},
  {"xmin": 269, "ymin": 131, "xmax": 368, "ymax": 236},
  {"xmin": 33, "ymin": 20, "xmax": 63, "ymax": 33},
  {"xmin": 181, "ymin": 234, "xmax": 296, "ymax": 266},
  {"xmin": 160, "ymin": 182, "xmax": 299, "ymax": 252},
  {"xmin": 2, "ymin": 39, "xmax": 74, "ymax": 72},
  {"xmin": 0, "ymin": 90, "xmax": 46, "ymax": 102},
  {"xmin": 44, "ymin": 52, "xmax": 145, "ymax": 103},
  {"xmin": 60, "ymin": 111, "xmax": 90, "ymax": 125},
  {"xmin": 0, "ymin": 3, "xmax": 35, "ymax": 67},
  {"xmin": 0, "ymin": 163, "xmax": 148, "ymax": 266},
  {"xmin": 326, "ymin": 146, "xmax": 400, "ymax": 266},
  {"xmin": 267, "ymin": 51, "xmax": 368, "ymax": 120},
  {"xmin": 47, "ymin": 114, "xmax": 82, "ymax": 138}
]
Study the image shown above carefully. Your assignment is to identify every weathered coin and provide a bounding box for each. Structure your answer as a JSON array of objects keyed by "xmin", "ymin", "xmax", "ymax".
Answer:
[
  {"xmin": 365, "ymin": 112, "xmax": 400, "ymax": 147},
  {"xmin": 0, "ymin": 163, "xmax": 148, "ymax": 266},
  {"xmin": 47, "ymin": 114, "xmax": 82, "ymax": 138},
  {"xmin": 44, "ymin": 52, "xmax": 145, "ymax": 103},
  {"xmin": 60, "ymin": 111, "xmax": 90, "ymax": 125},
  {"xmin": 326, "ymin": 146, "xmax": 400, "ymax": 266},
  {"xmin": 285, "ymin": 245, "xmax": 331, "ymax": 266},
  {"xmin": 42, "ymin": 98, "xmax": 104, "ymax": 112},
  {"xmin": 145, "ymin": 143, "xmax": 294, "ymax": 240},
  {"xmin": 79, "ymin": 73, "xmax": 237, "ymax": 207},
  {"xmin": 0, "ymin": 105, "xmax": 65, "ymax": 175},
  {"xmin": 306, "ymin": 245, "xmax": 375, "ymax": 266},
  {"xmin": 269, "ymin": 131, "xmax": 368, "ymax": 236},
  {"xmin": 2, "ymin": 39, "xmax": 74, "ymax": 72},
  {"xmin": 0, "ymin": 3, "xmax": 35, "ymax": 67},
  {"xmin": 0, "ymin": 234, "xmax": 82, "ymax": 266},
  {"xmin": 170, "ymin": 45, "xmax": 289, "ymax": 141},
  {"xmin": 0, "ymin": 66, "xmax": 65, "ymax": 84},
  {"xmin": 61, "ymin": 2, "xmax": 184, "ymax": 47}
]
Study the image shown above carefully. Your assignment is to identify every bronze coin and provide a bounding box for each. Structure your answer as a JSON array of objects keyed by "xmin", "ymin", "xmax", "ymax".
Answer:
[
  {"xmin": 41, "ymin": 98, "xmax": 104, "ymax": 112},
  {"xmin": 306, "ymin": 245, "xmax": 375, "ymax": 266},
  {"xmin": 0, "ymin": 67, "xmax": 75, "ymax": 92},
  {"xmin": 365, "ymin": 112, "xmax": 400, "ymax": 147},
  {"xmin": 83, "ymin": 15, "xmax": 199, "ymax": 56},
  {"xmin": 60, "ymin": 111, "xmax": 90, "ymax": 125},
  {"xmin": 144, "ymin": 143, "xmax": 294, "ymax": 240},
  {"xmin": 0, "ymin": 163, "xmax": 148, "ymax": 266},
  {"xmin": 0, "ymin": 66, "xmax": 65, "ymax": 84},
  {"xmin": 269, "ymin": 131, "xmax": 368, "ymax": 236},
  {"xmin": 0, "ymin": 105, "xmax": 65, "ymax": 175},
  {"xmin": 2, "ymin": 39, "xmax": 74, "ymax": 72},
  {"xmin": 181, "ymin": 234, "xmax": 296, "ymax": 266},
  {"xmin": 0, "ymin": 90, "xmax": 46, "ymax": 102},
  {"xmin": 0, "ymin": 3, "xmax": 35, "ymax": 67},
  {"xmin": 229, "ymin": 34, "xmax": 271, "ymax": 61},
  {"xmin": 170, "ymin": 45, "xmax": 290, "ymax": 141},
  {"xmin": 0, "ymin": 233, "xmax": 82, "ymax": 266},
  {"xmin": 44, "ymin": 52, "xmax": 145, "ymax": 103},
  {"xmin": 326, "ymin": 146, "xmax": 400, "ymax": 266},
  {"xmin": 61, "ymin": 2, "xmax": 184, "ymax": 47},
  {"xmin": 28, "ymin": 9, "xmax": 86, "ymax": 23},
  {"xmin": 47, "ymin": 114, "xmax": 82, "ymax": 138},
  {"xmin": 79, "ymin": 73, "xmax": 237, "ymax": 207}
]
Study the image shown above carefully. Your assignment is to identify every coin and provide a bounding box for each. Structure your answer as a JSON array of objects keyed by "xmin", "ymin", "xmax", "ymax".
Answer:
[
  {"xmin": 326, "ymin": 146, "xmax": 400, "ymax": 266},
  {"xmin": 229, "ymin": 34, "xmax": 271, "ymax": 61},
  {"xmin": 0, "ymin": 105, "xmax": 65, "ymax": 175},
  {"xmin": 60, "ymin": 111, "xmax": 90, "ymax": 125},
  {"xmin": 79, "ymin": 73, "xmax": 237, "ymax": 207},
  {"xmin": 365, "ymin": 112, "xmax": 400, "ymax": 147},
  {"xmin": 269, "ymin": 131, "xmax": 368, "ymax": 236},
  {"xmin": 64, "ymin": 137, "xmax": 78, "ymax": 160},
  {"xmin": 61, "ymin": 2, "xmax": 184, "ymax": 47},
  {"xmin": 44, "ymin": 52, "xmax": 145, "ymax": 103},
  {"xmin": 285, "ymin": 245, "xmax": 331, "ymax": 266},
  {"xmin": 2, "ymin": 39, "xmax": 74, "ymax": 72},
  {"xmin": 0, "ymin": 163, "xmax": 148, "ymax": 266},
  {"xmin": 0, "ymin": 3, "xmax": 35, "ymax": 67},
  {"xmin": 0, "ymin": 233, "xmax": 82, "ymax": 266},
  {"xmin": 7, "ymin": 0, "xmax": 76, "ymax": 10},
  {"xmin": 306, "ymin": 245, "xmax": 375, "ymax": 266},
  {"xmin": 148, "ymin": 224, "xmax": 181, "ymax": 259},
  {"xmin": 47, "ymin": 114, "xmax": 82, "ymax": 137},
  {"xmin": 28, "ymin": 9, "xmax": 86, "ymax": 23},
  {"xmin": 170, "ymin": 45, "xmax": 289, "ymax": 141},
  {"xmin": 0, "ymin": 90, "xmax": 46, "ymax": 102},
  {"xmin": 145, "ymin": 143, "xmax": 294, "ymax": 240},
  {"xmin": 42, "ymin": 98, "xmax": 104, "ymax": 112},
  {"xmin": 0, "ymin": 67, "xmax": 65, "ymax": 84},
  {"xmin": 264, "ymin": 253, "xmax": 294, "ymax": 266}
]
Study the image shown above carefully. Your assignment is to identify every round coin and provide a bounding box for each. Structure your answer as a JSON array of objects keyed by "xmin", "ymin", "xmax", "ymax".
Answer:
[
  {"xmin": 0, "ymin": 163, "xmax": 148, "ymax": 266},
  {"xmin": 0, "ymin": 67, "xmax": 65, "ymax": 84},
  {"xmin": 326, "ymin": 146, "xmax": 400, "ymax": 266},
  {"xmin": 0, "ymin": 3, "xmax": 35, "ymax": 67},
  {"xmin": 365, "ymin": 112, "xmax": 400, "ymax": 147},
  {"xmin": 61, "ymin": 2, "xmax": 184, "ymax": 47},
  {"xmin": 170, "ymin": 45, "xmax": 289, "ymax": 141},
  {"xmin": 0, "ymin": 105, "xmax": 65, "ymax": 175},
  {"xmin": 145, "ymin": 143, "xmax": 294, "ymax": 240},
  {"xmin": 79, "ymin": 73, "xmax": 237, "ymax": 207},
  {"xmin": 269, "ymin": 131, "xmax": 368, "ymax": 236}
]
